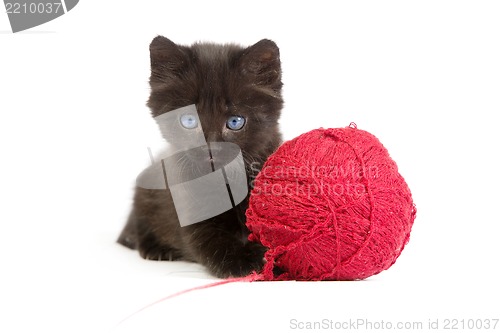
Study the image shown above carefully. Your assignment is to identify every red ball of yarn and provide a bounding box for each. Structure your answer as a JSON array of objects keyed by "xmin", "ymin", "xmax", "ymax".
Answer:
[{"xmin": 246, "ymin": 124, "xmax": 416, "ymax": 281}]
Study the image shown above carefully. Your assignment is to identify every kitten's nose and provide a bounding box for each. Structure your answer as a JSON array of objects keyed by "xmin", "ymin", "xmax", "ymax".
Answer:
[
  {"xmin": 201, "ymin": 146, "xmax": 215, "ymax": 157},
  {"xmin": 207, "ymin": 144, "xmax": 222, "ymax": 155},
  {"xmin": 205, "ymin": 131, "xmax": 221, "ymax": 143}
]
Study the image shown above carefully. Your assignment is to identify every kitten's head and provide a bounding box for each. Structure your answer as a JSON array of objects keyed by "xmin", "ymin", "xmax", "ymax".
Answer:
[{"xmin": 147, "ymin": 36, "xmax": 283, "ymax": 172}]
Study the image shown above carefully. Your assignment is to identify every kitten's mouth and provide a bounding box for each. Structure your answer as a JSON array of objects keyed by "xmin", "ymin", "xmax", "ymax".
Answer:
[{"xmin": 203, "ymin": 146, "xmax": 215, "ymax": 167}]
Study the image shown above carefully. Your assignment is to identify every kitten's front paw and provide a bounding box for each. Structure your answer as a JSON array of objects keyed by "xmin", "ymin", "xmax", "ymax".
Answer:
[
  {"xmin": 211, "ymin": 242, "xmax": 267, "ymax": 278},
  {"xmin": 137, "ymin": 235, "xmax": 183, "ymax": 261}
]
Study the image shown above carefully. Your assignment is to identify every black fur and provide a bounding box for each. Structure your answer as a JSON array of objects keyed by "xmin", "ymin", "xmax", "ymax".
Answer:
[{"xmin": 117, "ymin": 36, "xmax": 283, "ymax": 278}]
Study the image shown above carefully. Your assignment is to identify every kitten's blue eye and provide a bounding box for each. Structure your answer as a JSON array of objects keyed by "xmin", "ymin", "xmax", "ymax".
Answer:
[
  {"xmin": 226, "ymin": 115, "xmax": 246, "ymax": 130},
  {"xmin": 180, "ymin": 114, "xmax": 198, "ymax": 129}
]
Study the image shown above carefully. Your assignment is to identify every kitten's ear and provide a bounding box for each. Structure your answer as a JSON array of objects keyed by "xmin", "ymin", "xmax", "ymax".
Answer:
[
  {"xmin": 239, "ymin": 39, "xmax": 281, "ymax": 86},
  {"xmin": 149, "ymin": 36, "xmax": 188, "ymax": 75}
]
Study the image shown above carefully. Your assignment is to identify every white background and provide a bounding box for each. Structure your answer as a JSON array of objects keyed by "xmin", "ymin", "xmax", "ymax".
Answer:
[{"xmin": 1, "ymin": 1, "xmax": 499, "ymax": 332}]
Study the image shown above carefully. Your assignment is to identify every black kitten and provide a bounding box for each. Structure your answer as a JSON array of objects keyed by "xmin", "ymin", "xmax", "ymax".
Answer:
[{"xmin": 117, "ymin": 36, "xmax": 283, "ymax": 278}]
